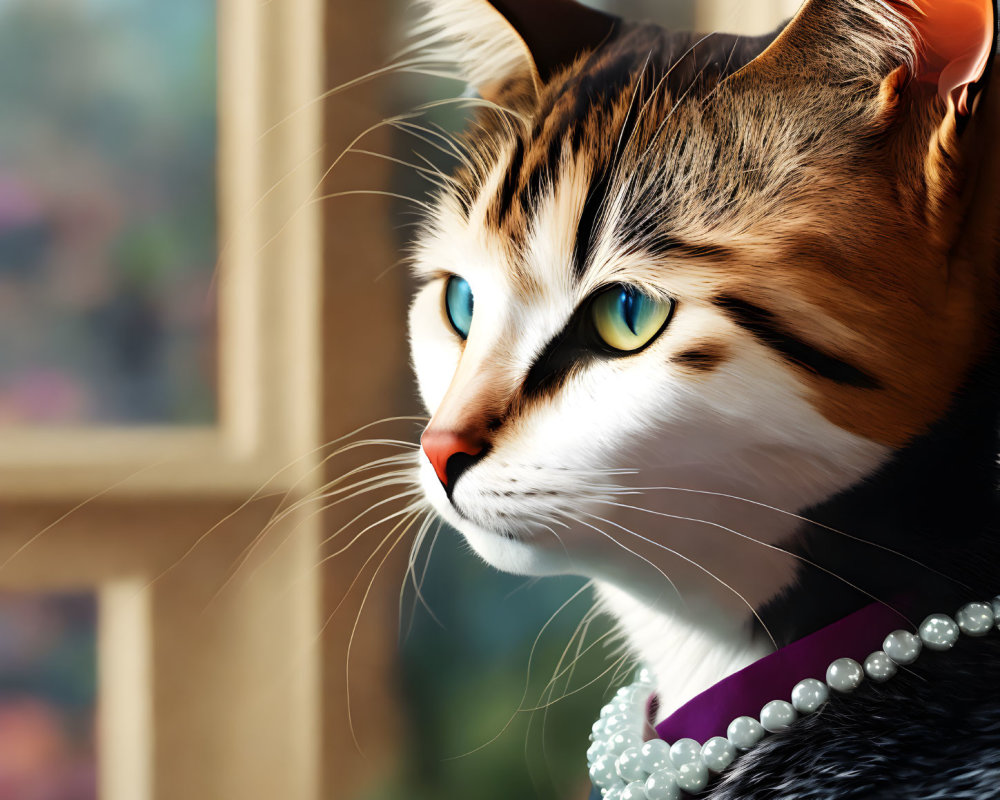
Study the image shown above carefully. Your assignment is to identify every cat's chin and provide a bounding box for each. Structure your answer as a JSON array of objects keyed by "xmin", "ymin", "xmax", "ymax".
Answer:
[{"xmin": 458, "ymin": 523, "xmax": 575, "ymax": 575}]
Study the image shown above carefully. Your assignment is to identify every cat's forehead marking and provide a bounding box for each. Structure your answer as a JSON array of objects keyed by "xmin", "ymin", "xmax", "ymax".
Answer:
[{"xmin": 472, "ymin": 38, "xmax": 789, "ymax": 296}]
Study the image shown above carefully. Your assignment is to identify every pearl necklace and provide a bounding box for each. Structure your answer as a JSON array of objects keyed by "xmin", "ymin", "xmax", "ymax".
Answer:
[{"xmin": 587, "ymin": 597, "xmax": 1000, "ymax": 800}]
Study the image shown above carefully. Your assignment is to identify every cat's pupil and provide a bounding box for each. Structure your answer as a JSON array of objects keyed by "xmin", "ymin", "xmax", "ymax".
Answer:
[{"xmin": 621, "ymin": 288, "xmax": 639, "ymax": 335}]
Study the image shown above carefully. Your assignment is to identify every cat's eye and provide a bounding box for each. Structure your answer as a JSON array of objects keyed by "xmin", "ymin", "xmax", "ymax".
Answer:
[
  {"xmin": 444, "ymin": 275, "xmax": 474, "ymax": 339},
  {"xmin": 591, "ymin": 284, "xmax": 673, "ymax": 353}
]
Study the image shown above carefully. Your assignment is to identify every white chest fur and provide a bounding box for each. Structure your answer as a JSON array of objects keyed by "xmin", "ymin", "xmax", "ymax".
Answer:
[{"xmin": 595, "ymin": 581, "xmax": 773, "ymax": 721}]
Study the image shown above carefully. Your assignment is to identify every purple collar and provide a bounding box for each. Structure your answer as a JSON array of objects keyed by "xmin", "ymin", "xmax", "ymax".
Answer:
[{"xmin": 654, "ymin": 602, "xmax": 908, "ymax": 743}]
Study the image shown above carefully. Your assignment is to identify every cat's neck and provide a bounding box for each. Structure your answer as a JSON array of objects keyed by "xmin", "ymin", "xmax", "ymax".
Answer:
[
  {"xmin": 590, "ymin": 461, "xmax": 812, "ymax": 719},
  {"xmin": 596, "ymin": 581, "xmax": 772, "ymax": 722},
  {"xmin": 761, "ymin": 351, "xmax": 1000, "ymax": 647}
]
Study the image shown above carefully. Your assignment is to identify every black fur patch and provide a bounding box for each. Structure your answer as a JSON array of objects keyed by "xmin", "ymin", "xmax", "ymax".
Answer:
[{"xmin": 709, "ymin": 637, "xmax": 1000, "ymax": 799}]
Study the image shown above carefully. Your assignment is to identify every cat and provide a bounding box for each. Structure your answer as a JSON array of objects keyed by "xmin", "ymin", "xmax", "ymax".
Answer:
[{"xmin": 405, "ymin": 0, "xmax": 1000, "ymax": 796}]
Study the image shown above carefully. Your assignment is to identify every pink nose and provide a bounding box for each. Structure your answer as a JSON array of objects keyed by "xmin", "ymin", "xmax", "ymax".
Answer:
[{"xmin": 420, "ymin": 429, "xmax": 486, "ymax": 487}]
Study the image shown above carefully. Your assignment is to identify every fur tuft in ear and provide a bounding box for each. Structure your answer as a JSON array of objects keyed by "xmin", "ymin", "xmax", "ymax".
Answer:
[
  {"xmin": 414, "ymin": 0, "xmax": 537, "ymax": 97},
  {"xmin": 485, "ymin": 0, "xmax": 619, "ymax": 84},
  {"xmin": 413, "ymin": 0, "xmax": 618, "ymax": 99}
]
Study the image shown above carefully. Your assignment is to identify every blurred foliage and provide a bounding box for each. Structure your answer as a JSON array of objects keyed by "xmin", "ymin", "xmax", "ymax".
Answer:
[{"xmin": 370, "ymin": 528, "xmax": 620, "ymax": 800}]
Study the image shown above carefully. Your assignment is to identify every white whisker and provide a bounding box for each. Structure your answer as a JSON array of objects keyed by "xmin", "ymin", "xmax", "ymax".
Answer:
[
  {"xmin": 572, "ymin": 509, "xmax": 778, "ymax": 650},
  {"xmin": 593, "ymin": 499, "xmax": 914, "ymax": 628},
  {"xmin": 600, "ymin": 484, "xmax": 969, "ymax": 589}
]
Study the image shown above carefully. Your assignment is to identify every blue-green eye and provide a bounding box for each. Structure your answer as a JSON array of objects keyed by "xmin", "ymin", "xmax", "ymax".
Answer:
[
  {"xmin": 591, "ymin": 284, "xmax": 673, "ymax": 352},
  {"xmin": 445, "ymin": 275, "xmax": 474, "ymax": 339}
]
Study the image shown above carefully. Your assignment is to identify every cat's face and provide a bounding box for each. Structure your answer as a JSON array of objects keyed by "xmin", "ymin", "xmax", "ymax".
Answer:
[{"xmin": 407, "ymin": 0, "xmax": 996, "ymax": 601}]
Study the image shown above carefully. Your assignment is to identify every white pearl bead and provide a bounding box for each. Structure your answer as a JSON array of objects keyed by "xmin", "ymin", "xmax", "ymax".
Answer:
[
  {"xmin": 637, "ymin": 667, "xmax": 656, "ymax": 686},
  {"xmin": 644, "ymin": 769, "xmax": 680, "ymax": 800},
  {"xmin": 617, "ymin": 687, "xmax": 650, "ymax": 709},
  {"xmin": 669, "ymin": 738, "xmax": 702, "ymax": 767},
  {"xmin": 919, "ymin": 613, "xmax": 960, "ymax": 651},
  {"xmin": 956, "ymin": 602, "xmax": 994, "ymax": 637},
  {"xmin": 727, "ymin": 716, "xmax": 765, "ymax": 750},
  {"xmin": 701, "ymin": 736, "xmax": 736, "ymax": 772},
  {"xmin": 791, "ymin": 678, "xmax": 829, "ymax": 713},
  {"xmin": 863, "ymin": 651, "xmax": 897, "ymax": 682},
  {"xmin": 605, "ymin": 788, "xmax": 624, "ymax": 800},
  {"xmin": 622, "ymin": 781, "xmax": 649, "ymax": 800},
  {"xmin": 760, "ymin": 699, "xmax": 797, "ymax": 732},
  {"xmin": 588, "ymin": 740, "xmax": 609, "ymax": 762},
  {"xmin": 883, "ymin": 630, "xmax": 922, "ymax": 665},
  {"xmin": 638, "ymin": 739, "xmax": 671, "ymax": 774},
  {"xmin": 608, "ymin": 732, "xmax": 644, "ymax": 756},
  {"xmin": 675, "ymin": 759, "xmax": 709, "ymax": 793},
  {"xmin": 590, "ymin": 755, "xmax": 621, "ymax": 790},
  {"xmin": 603, "ymin": 713, "xmax": 630, "ymax": 735},
  {"xmin": 616, "ymin": 747, "xmax": 647, "ymax": 782},
  {"xmin": 991, "ymin": 596, "xmax": 1000, "ymax": 629},
  {"xmin": 826, "ymin": 657, "xmax": 864, "ymax": 692},
  {"xmin": 611, "ymin": 701, "xmax": 647, "ymax": 722}
]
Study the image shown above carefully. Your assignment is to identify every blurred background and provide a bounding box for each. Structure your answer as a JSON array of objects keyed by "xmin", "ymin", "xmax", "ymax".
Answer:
[{"xmin": 0, "ymin": 0, "xmax": 792, "ymax": 798}]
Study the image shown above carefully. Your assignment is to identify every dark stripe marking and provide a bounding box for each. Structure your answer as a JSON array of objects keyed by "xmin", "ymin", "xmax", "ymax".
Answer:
[
  {"xmin": 674, "ymin": 344, "xmax": 728, "ymax": 372},
  {"xmin": 495, "ymin": 137, "xmax": 526, "ymax": 223},
  {"xmin": 714, "ymin": 295, "xmax": 881, "ymax": 389},
  {"xmin": 572, "ymin": 62, "xmax": 649, "ymax": 277},
  {"xmin": 654, "ymin": 237, "xmax": 735, "ymax": 261}
]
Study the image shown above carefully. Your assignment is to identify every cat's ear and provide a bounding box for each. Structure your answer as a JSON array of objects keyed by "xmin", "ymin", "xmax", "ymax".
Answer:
[
  {"xmin": 733, "ymin": 0, "xmax": 996, "ymax": 117},
  {"xmin": 731, "ymin": 0, "xmax": 996, "ymax": 239},
  {"xmin": 904, "ymin": 0, "xmax": 996, "ymax": 116},
  {"xmin": 415, "ymin": 0, "xmax": 619, "ymax": 99}
]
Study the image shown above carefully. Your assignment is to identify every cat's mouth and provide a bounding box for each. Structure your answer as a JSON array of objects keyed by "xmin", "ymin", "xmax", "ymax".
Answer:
[
  {"xmin": 416, "ymin": 459, "xmax": 587, "ymax": 574},
  {"xmin": 418, "ymin": 458, "xmax": 512, "ymax": 532}
]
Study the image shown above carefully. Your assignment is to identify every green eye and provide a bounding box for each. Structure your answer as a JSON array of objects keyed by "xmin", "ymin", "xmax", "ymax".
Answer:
[
  {"xmin": 591, "ymin": 284, "xmax": 673, "ymax": 352},
  {"xmin": 445, "ymin": 275, "xmax": 474, "ymax": 339}
]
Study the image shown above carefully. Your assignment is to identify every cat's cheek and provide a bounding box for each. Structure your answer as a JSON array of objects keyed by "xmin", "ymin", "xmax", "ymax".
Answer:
[{"xmin": 408, "ymin": 283, "xmax": 462, "ymax": 415}]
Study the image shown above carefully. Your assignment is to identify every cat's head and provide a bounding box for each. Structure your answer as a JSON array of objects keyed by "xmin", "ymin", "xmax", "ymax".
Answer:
[{"xmin": 407, "ymin": 0, "xmax": 999, "ymax": 610}]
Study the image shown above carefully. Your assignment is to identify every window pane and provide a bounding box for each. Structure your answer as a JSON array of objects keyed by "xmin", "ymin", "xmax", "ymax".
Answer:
[
  {"xmin": 0, "ymin": 592, "xmax": 96, "ymax": 800},
  {"xmin": 0, "ymin": 0, "xmax": 217, "ymax": 425}
]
